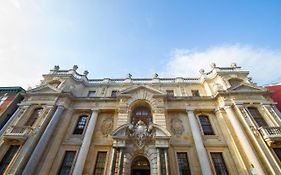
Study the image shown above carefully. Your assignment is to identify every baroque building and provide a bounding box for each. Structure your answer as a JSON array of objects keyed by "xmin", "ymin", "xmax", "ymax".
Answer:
[{"xmin": 0, "ymin": 63, "xmax": 281, "ymax": 175}]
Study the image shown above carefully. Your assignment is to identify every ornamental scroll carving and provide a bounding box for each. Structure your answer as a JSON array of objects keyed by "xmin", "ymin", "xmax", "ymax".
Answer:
[
  {"xmin": 101, "ymin": 117, "xmax": 113, "ymax": 136},
  {"xmin": 171, "ymin": 118, "xmax": 184, "ymax": 136},
  {"xmin": 128, "ymin": 120, "xmax": 154, "ymax": 150}
]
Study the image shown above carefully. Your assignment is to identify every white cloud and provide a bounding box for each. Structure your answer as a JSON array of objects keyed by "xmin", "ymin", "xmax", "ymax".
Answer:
[
  {"xmin": 166, "ymin": 44, "xmax": 281, "ymax": 85},
  {"xmin": 10, "ymin": 0, "xmax": 21, "ymax": 9},
  {"xmin": 0, "ymin": 0, "xmax": 51, "ymax": 89}
]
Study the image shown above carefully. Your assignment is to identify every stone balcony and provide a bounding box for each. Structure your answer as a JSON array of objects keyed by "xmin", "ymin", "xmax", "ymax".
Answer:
[
  {"xmin": 259, "ymin": 127, "xmax": 281, "ymax": 146},
  {"xmin": 3, "ymin": 126, "xmax": 32, "ymax": 143}
]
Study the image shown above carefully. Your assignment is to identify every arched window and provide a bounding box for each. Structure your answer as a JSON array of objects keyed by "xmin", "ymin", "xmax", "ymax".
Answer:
[
  {"xmin": 25, "ymin": 107, "xmax": 43, "ymax": 126},
  {"xmin": 73, "ymin": 115, "xmax": 88, "ymax": 134},
  {"xmin": 198, "ymin": 115, "xmax": 215, "ymax": 135},
  {"xmin": 131, "ymin": 106, "xmax": 152, "ymax": 125},
  {"xmin": 228, "ymin": 78, "xmax": 243, "ymax": 87},
  {"xmin": 247, "ymin": 107, "xmax": 268, "ymax": 127}
]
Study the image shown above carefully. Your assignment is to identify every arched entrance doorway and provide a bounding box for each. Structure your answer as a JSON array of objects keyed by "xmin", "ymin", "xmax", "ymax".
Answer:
[{"xmin": 131, "ymin": 156, "xmax": 150, "ymax": 175}]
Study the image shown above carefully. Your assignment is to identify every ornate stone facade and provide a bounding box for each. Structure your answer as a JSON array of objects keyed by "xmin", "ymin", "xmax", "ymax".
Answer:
[{"xmin": 0, "ymin": 64, "xmax": 281, "ymax": 175}]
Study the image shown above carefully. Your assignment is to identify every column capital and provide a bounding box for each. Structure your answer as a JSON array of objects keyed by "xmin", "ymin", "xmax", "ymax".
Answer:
[
  {"xmin": 223, "ymin": 105, "xmax": 232, "ymax": 110},
  {"xmin": 186, "ymin": 106, "xmax": 196, "ymax": 112},
  {"xmin": 214, "ymin": 107, "xmax": 223, "ymax": 113},
  {"xmin": 91, "ymin": 108, "xmax": 100, "ymax": 112},
  {"xmin": 57, "ymin": 105, "xmax": 65, "ymax": 110}
]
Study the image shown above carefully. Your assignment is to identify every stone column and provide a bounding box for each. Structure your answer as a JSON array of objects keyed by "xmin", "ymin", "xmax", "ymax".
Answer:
[
  {"xmin": 22, "ymin": 105, "xmax": 65, "ymax": 175},
  {"xmin": 186, "ymin": 108, "xmax": 212, "ymax": 175},
  {"xmin": 164, "ymin": 149, "xmax": 169, "ymax": 175},
  {"xmin": 271, "ymin": 105, "xmax": 281, "ymax": 117},
  {"xmin": 262, "ymin": 105, "xmax": 280, "ymax": 126},
  {"xmin": 118, "ymin": 148, "xmax": 124, "ymax": 175},
  {"xmin": 224, "ymin": 105, "xmax": 265, "ymax": 175},
  {"xmin": 110, "ymin": 148, "xmax": 117, "ymax": 175},
  {"xmin": 72, "ymin": 109, "xmax": 98, "ymax": 175}
]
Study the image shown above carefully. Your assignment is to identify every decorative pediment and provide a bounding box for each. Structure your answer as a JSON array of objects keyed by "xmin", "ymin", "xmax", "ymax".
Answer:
[
  {"xmin": 119, "ymin": 85, "xmax": 166, "ymax": 96},
  {"xmin": 229, "ymin": 83, "xmax": 267, "ymax": 92},
  {"xmin": 28, "ymin": 84, "xmax": 61, "ymax": 94},
  {"xmin": 117, "ymin": 85, "xmax": 166, "ymax": 109},
  {"xmin": 112, "ymin": 124, "xmax": 129, "ymax": 138}
]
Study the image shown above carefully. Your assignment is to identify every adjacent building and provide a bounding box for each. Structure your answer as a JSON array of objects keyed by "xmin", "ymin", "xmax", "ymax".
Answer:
[
  {"xmin": 265, "ymin": 84, "xmax": 281, "ymax": 112},
  {"xmin": 0, "ymin": 64, "xmax": 281, "ymax": 175},
  {"xmin": 0, "ymin": 87, "xmax": 25, "ymax": 132}
]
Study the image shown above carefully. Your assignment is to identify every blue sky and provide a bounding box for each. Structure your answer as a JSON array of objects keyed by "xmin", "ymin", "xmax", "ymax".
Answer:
[{"xmin": 1, "ymin": 0, "xmax": 281, "ymax": 88}]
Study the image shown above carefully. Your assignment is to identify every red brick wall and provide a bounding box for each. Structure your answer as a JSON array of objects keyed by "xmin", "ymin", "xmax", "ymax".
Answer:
[
  {"xmin": 265, "ymin": 85, "xmax": 281, "ymax": 112},
  {"xmin": 0, "ymin": 95, "xmax": 16, "ymax": 113}
]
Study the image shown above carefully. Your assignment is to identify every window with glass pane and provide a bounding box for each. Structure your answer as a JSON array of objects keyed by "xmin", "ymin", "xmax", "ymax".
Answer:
[
  {"xmin": 88, "ymin": 91, "xmax": 96, "ymax": 97},
  {"xmin": 191, "ymin": 90, "xmax": 200, "ymax": 96},
  {"xmin": 211, "ymin": 153, "xmax": 229, "ymax": 175},
  {"xmin": 25, "ymin": 107, "xmax": 43, "ymax": 126},
  {"xmin": 247, "ymin": 107, "xmax": 268, "ymax": 127},
  {"xmin": 94, "ymin": 152, "xmax": 107, "ymax": 175},
  {"xmin": 131, "ymin": 106, "xmax": 152, "ymax": 125},
  {"xmin": 73, "ymin": 115, "xmax": 88, "ymax": 134},
  {"xmin": 273, "ymin": 148, "xmax": 281, "ymax": 162},
  {"xmin": 199, "ymin": 115, "xmax": 215, "ymax": 135},
  {"xmin": 166, "ymin": 90, "xmax": 174, "ymax": 97},
  {"xmin": 0, "ymin": 94, "xmax": 8, "ymax": 106},
  {"xmin": 159, "ymin": 149, "xmax": 167, "ymax": 175},
  {"xmin": 177, "ymin": 152, "xmax": 191, "ymax": 175},
  {"xmin": 58, "ymin": 151, "xmax": 76, "ymax": 175},
  {"xmin": 111, "ymin": 90, "xmax": 117, "ymax": 97},
  {"xmin": 0, "ymin": 145, "xmax": 20, "ymax": 175}
]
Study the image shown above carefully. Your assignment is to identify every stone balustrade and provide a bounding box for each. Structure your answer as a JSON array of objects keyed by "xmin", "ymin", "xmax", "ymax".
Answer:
[
  {"xmin": 3, "ymin": 126, "xmax": 32, "ymax": 143},
  {"xmin": 259, "ymin": 126, "xmax": 281, "ymax": 146}
]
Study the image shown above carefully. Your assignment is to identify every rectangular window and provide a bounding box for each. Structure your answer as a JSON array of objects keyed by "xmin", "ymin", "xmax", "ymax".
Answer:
[
  {"xmin": 159, "ymin": 149, "xmax": 167, "ymax": 175},
  {"xmin": 73, "ymin": 115, "xmax": 88, "ymax": 135},
  {"xmin": 166, "ymin": 90, "xmax": 174, "ymax": 97},
  {"xmin": 176, "ymin": 152, "xmax": 191, "ymax": 175},
  {"xmin": 191, "ymin": 90, "xmax": 200, "ymax": 96},
  {"xmin": 111, "ymin": 90, "xmax": 117, "ymax": 97},
  {"xmin": 114, "ymin": 150, "xmax": 120, "ymax": 174},
  {"xmin": 25, "ymin": 107, "xmax": 43, "ymax": 126},
  {"xmin": 199, "ymin": 115, "xmax": 215, "ymax": 135},
  {"xmin": 0, "ymin": 95, "xmax": 8, "ymax": 106},
  {"xmin": 0, "ymin": 145, "xmax": 20, "ymax": 175},
  {"xmin": 247, "ymin": 107, "xmax": 268, "ymax": 127},
  {"xmin": 273, "ymin": 148, "xmax": 281, "ymax": 162},
  {"xmin": 210, "ymin": 152, "xmax": 229, "ymax": 175},
  {"xmin": 94, "ymin": 152, "xmax": 107, "ymax": 175},
  {"xmin": 88, "ymin": 91, "xmax": 96, "ymax": 97},
  {"xmin": 58, "ymin": 151, "xmax": 76, "ymax": 175}
]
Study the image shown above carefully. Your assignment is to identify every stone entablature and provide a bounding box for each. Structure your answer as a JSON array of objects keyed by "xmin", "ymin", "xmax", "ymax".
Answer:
[
  {"xmin": 1, "ymin": 63, "xmax": 281, "ymax": 175},
  {"xmin": 43, "ymin": 64, "xmax": 250, "ymax": 87}
]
